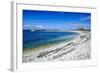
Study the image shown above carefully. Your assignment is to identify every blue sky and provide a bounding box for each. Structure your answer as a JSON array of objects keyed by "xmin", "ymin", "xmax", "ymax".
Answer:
[{"xmin": 23, "ymin": 10, "xmax": 91, "ymax": 30}]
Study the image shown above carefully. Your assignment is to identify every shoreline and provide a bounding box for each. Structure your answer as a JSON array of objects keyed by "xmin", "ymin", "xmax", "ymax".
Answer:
[
  {"xmin": 23, "ymin": 30, "xmax": 91, "ymax": 62},
  {"xmin": 23, "ymin": 31, "xmax": 79, "ymax": 55}
]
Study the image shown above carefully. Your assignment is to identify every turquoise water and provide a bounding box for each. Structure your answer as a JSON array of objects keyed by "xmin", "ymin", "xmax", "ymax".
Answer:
[{"xmin": 23, "ymin": 30, "xmax": 79, "ymax": 49}]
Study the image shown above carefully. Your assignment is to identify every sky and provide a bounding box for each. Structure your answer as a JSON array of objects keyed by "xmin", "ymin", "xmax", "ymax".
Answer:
[{"xmin": 23, "ymin": 10, "xmax": 91, "ymax": 30}]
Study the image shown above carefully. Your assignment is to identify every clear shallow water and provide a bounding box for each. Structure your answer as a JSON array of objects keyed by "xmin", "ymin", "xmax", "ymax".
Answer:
[{"xmin": 23, "ymin": 30, "xmax": 79, "ymax": 49}]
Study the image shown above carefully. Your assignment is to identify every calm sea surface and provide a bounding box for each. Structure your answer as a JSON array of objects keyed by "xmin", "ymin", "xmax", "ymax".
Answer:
[{"xmin": 23, "ymin": 30, "xmax": 79, "ymax": 49}]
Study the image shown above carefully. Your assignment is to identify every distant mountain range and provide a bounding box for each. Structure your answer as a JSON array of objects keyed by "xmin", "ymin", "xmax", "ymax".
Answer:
[
  {"xmin": 24, "ymin": 29, "xmax": 69, "ymax": 32},
  {"xmin": 24, "ymin": 26, "xmax": 90, "ymax": 32}
]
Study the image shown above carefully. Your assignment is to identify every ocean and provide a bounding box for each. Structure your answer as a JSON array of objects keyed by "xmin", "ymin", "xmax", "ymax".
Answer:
[{"xmin": 23, "ymin": 30, "xmax": 79, "ymax": 49}]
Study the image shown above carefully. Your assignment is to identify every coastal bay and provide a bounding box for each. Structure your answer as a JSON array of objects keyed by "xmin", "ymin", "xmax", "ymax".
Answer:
[{"xmin": 23, "ymin": 31, "xmax": 91, "ymax": 62}]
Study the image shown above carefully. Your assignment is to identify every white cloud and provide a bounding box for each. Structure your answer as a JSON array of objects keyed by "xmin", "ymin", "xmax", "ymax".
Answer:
[
  {"xmin": 36, "ymin": 25, "xmax": 42, "ymax": 28},
  {"xmin": 81, "ymin": 16, "xmax": 91, "ymax": 21},
  {"xmin": 24, "ymin": 24, "xmax": 43, "ymax": 29}
]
